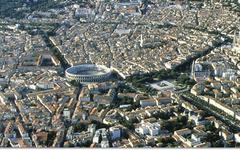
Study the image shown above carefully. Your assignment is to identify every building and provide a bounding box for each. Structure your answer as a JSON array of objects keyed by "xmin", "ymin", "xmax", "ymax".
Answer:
[
  {"xmin": 65, "ymin": 64, "xmax": 112, "ymax": 84},
  {"xmin": 63, "ymin": 108, "xmax": 71, "ymax": 119},
  {"xmin": 234, "ymin": 132, "xmax": 240, "ymax": 143},
  {"xmin": 140, "ymin": 99, "xmax": 156, "ymax": 108},
  {"xmin": 109, "ymin": 127, "xmax": 121, "ymax": 140},
  {"xmin": 173, "ymin": 128, "xmax": 209, "ymax": 148},
  {"xmin": 136, "ymin": 122, "xmax": 161, "ymax": 136},
  {"xmin": 219, "ymin": 129, "xmax": 233, "ymax": 141}
]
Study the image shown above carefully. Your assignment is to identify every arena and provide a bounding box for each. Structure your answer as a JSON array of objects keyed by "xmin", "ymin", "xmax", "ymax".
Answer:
[{"xmin": 65, "ymin": 64, "xmax": 112, "ymax": 83}]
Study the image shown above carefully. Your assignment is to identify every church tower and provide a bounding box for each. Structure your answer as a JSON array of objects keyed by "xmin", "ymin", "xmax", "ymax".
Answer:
[
  {"xmin": 191, "ymin": 60, "xmax": 196, "ymax": 80},
  {"xmin": 140, "ymin": 34, "xmax": 143, "ymax": 48},
  {"xmin": 233, "ymin": 29, "xmax": 240, "ymax": 54}
]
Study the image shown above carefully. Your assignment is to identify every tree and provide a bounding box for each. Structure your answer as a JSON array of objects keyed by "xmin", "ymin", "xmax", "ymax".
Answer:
[
  {"xmin": 69, "ymin": 80, "xmax": 80, "ymax": 87},
  {"xmin": 162, "ymin": 121, "xmax": 174, "ymax": 132},
  {"xmin": 73, "ymin": 123, "xmax": 88, "ymax": 133},
  {"xmin": 205, "ymin": 122, "xmax": 216, "ymax": 132},
  {"xmin": 177, "ymin": 116, "xmax": 188, "ymax": 124},
  {"xmin": 177, "ymin": 74, "xmax": 196, "ymax": 86},
  {"xmin": 186, "ymin": 121, "xmax": 195, "ymax": 130},
  {"xmin": 152, "ymin": 112, "xmax": 170, "ymax": 120},
  {"xmin": 170, "ymin": 70, "xmax": 179, "ymax": 78},
  {"xmin": 119, "ymin": 118, "xmax": 134, "ymax": 129},
  {"xmin": 177, "ymin": 74, "xmax": 189, "ymax": 84},
  {"xmin": 46, "ymin": 131, "xmax": 56, "ymax": 147},
  {"xmin": 132, "ymin": 100, "xmax": 140, "ymax": 110},
  {"xmin": 212, "ymin": 140, "xmax": 224, "ymax": 147},
  {"xmin": 97, "ymin": 104, "xmax": 106, "ymax": 111}
]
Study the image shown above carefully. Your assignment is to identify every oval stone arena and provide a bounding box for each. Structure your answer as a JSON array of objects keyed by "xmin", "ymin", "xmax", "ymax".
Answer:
[{"xmin": 65, "ymin": 64, "xmax": 112, "ymax": 83}]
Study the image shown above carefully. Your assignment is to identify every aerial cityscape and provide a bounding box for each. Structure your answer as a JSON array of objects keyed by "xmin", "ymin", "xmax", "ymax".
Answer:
[{"xmin": 0, "ymin": 0, "xmax": 240, "ymax": 148}]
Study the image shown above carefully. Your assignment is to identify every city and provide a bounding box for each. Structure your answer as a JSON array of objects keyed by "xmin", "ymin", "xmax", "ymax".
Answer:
[{"xmin": 0, "ymin": 0, "xmax": 240, "ymax": 148}]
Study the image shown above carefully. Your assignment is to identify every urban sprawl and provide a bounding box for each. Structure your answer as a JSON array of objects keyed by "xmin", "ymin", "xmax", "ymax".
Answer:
[{"xmin": 0, "ymin": 0, "xmax": 240, "ymax": 148}]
